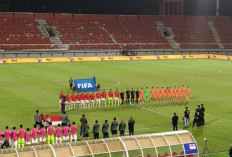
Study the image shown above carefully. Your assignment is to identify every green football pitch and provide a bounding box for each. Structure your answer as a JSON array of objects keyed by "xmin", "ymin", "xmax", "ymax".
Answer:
[{"xmin": 0, "ymin": 59, "xmax": 232, "ymax": 155}]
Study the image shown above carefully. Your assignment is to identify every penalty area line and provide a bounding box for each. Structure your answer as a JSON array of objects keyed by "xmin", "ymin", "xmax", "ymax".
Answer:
[{"xmin": 130, "ymin": 104, "xmax": 172, "ymax": 118}]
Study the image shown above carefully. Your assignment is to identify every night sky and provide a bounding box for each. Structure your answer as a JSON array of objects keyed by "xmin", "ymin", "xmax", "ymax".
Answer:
[{"xmin": 0, "ymin": 0, "xmax": 232, "ymax": 16}]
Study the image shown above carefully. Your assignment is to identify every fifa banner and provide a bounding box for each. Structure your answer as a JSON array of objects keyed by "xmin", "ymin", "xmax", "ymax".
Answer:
[
  {"xmin": 184, "ymin": 143, "xmax": 198, "ymax": 154},
  {"xmin": 74, "ymin": 78, "xmax": 97, "ymax": 92}
]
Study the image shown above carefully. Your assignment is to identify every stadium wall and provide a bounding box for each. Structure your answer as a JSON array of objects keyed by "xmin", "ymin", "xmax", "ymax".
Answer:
[{"xmin": 0, "ymin": 54, "xmax": 231, "ymax": 64}]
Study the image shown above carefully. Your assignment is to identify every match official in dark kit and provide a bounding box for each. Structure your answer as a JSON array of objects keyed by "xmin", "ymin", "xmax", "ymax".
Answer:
[
  {"xmin": 61, "ymin": 95, "xmax": 66, "ymax": 113},
  {"xmin": 172, "ymin": 112, "xmax": 179, "ymax": 131}
]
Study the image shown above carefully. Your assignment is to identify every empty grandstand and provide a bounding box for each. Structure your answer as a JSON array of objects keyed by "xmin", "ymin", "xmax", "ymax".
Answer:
[{"xmin": 0, "ymin": 12, "xmax": 232, "ymax": 53}]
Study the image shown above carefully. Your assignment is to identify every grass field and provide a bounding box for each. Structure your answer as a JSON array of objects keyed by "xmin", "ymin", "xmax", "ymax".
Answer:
[{"xmin": 0, "ymin": 59, "xmax": 232, "ymax": 156}]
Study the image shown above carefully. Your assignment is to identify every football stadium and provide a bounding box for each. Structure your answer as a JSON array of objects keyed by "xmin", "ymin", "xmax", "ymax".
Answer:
[{"xmin": 0, "ymin": 0, "xmax": 232, "ymax": 157}]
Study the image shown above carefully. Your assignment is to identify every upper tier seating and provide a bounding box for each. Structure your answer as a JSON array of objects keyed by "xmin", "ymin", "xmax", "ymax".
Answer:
[
  {"xmin": 0, "ymin": 18, "xmax": 52, "ymax": 47},
  {"xmin": 0, "ymin": 13, "xmax": 232, "ymax": 51}
]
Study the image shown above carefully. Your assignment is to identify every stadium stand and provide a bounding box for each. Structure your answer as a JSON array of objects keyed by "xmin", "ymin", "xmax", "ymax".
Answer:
[{"xmin": 0, "ymin": 12, "xmax": 232, "ymax": 51}]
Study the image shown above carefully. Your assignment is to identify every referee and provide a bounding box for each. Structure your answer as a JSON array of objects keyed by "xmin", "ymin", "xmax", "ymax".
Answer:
[
  {"xmin": 69, "ymin": 77, "xmax": 73, "ymax": 90},
  {"xmin": 126, "ymin": 88, "xmax": 130, "ymax": 104}
]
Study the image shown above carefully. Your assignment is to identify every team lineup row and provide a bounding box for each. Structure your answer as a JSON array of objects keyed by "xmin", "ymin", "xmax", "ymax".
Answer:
[
  {"xmin": 59, "ymin": 86, "xmax": 191, "ymax": 109},
  {"xmin": 0, "ymin": 118, "xmax": 135, "ymax": 148}
]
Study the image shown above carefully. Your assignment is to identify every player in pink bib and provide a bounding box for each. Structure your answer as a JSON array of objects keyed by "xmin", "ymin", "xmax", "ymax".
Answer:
[
  {"xmin": 55, "ymin": 124, "xmax": 62, "ymax": 143},
  {"xmin": 31, "ymin": 125, "xmax": 38, "ymax": 144},
  {"xmin": 70, "ymin": 122, "xmax": 77, "ymax": 142},
  {"xmin": 18, "ymin": 125, "xmax": 25, "ymax": 147},
  {"xmin": 4, "ymin": 126, "xmax": 11, "ymax": 142},
  {"xmin": 25, "ymin": 128, "xmax": 31, "ymax": 146},
  {"xmin": 47, "ymin": 122, "xmax": 55, "ymax": 144},
  {"xmin": 62, "ymin": 125, "xmax": 70, "ymax": 141},
  {"xmin": 39, "ymin": 125, "xmax": 46, "ymax": 144},
  {"xmin": 11, "ymin": 127, "xmax": 18, "ymax": 148}
]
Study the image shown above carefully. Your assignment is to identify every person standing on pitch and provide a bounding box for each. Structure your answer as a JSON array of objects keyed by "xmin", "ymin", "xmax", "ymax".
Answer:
[
  {"xmin": 34, "ymin": 110, "xmax": 41, "ymax": 127},
  {"xmin": 80, "ymin": 92, "xmax": 85, "ymax": 108},
  {"xmin": 229, "ymin": 144, "xmax": 232, "ymax": 157},
  {"xmin": 145, "ymin": 87, "xmax": 150, "ymax": 103},
  {"xmin": 93, "ymin": 120, "xmax": 100, "ymax": 139},
  {"xmin": 108, "ymin": 89, "xmax": 114, "ymax": 105},
  {"xmin": 184, "ymin": 107, "xmax": 190, "ymax": 126},
  {"xmin": 140, "ymin": 88, "xmax": 145, "ymax": 103},
  {"xmin": 102, "ymin": 120, "xmax": 109, "ymax": 138},
  {"xmin": 192, "ymin": 109, "xmax": 200, "ymax": 127},
  {"xmin": 120, "ymin": 90, "xmax": 125, "ymax": 104},
  {"xmin": 11, "ymin": 127, "xmax": 18, "ymax": 148},
  {"xmin": 150, "ymin": 87, "xmax": 155, "ymax": 102},
  {"xmin": 96, "ymin": 91, "xmax": 101, "ymax": 107},
  {"xmin": 80, "ymin": 114, "xmax": 87, "ymax": 136},
  {"xmin": 61, "ymin": 95, "xmax": 66, "ymax": 113},
  {"xmin": 70, "ymin": 92, "xmax": 76, "ymax": 109},
  {"xmin": 90, "ymin": 92, "xmax": 95, "ymax": 107},
  {"xmin": 69, "ymin": 77, "xmax": 73, "ymax": 90},
  {"xmin": 197, "ymin": 105, "xmax": 202, "ymax": 126},
  {"xmin": 55, "ymin": 124, "xmax": 62, "ymax": 144},
  {"xmin": 61, "ymin": 112, "xmax": 68, "ymax": 126},
  {"xmin": 65, "ymin": 92, "xmax": 71, "ymax": 109},
  {"xmin": 131, "ymin": 88, "xmax": 135, "ymax": 104},
  {"xmin": 59, "ymin": 91, "xmax": 64, "ymax": 110},
  {"xmin": 119, "ymin": 119, "xmax": 126, "ymax": 136},
  {"xmin": 47, "ymin": 122, "xmax": 55, "ymax": 144},
  {"xmin": 126, "ymin": 88, "xmax": 130, "ymax": 104},
  {"xmin": 172, "ymin": 113, "xmax": 179, "ymax": 131},
  {"xmin": 111, "ymin": 117, "xmax": 118, "ymax": 137},
  {"xmin": 128, "ymin": 117, "xmax": 135, "ymax": 135},
  {"xmin": 70, "ymin": 122, "xmax": 77, "ymax": 142},
  {"xmin": 85, "ymin": 92, "xmax": 90, "ymax": 108},
  {"xmin": 83, "ymin": 121, "xmax": 89, "ymax": 140},
  {"xmin": 18, "ymin": 125, "xmax": 25, "ymax": 148},
  {"xmin": 101, "ymin": 89, "xmax": 107, "ymax": 106},
  {"xmin": 135, "ymin": 88, "xmax": 140, "ymax": 103},
  {"xmin": 31, "ymin": 125, "xmax": 39, "ymax": 144},
  {"xmin": 114, "ymin": 89, "xmax": 120, "ymax": 105},
  {"xmin": 201, "ymin": 104, "xmax": 205, "ymax": 125}
]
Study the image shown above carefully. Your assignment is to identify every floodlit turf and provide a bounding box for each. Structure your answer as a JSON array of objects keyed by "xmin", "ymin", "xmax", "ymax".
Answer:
[{"xmin": 0, "ymin": 59, "xmax": 232, "ymax": 155}]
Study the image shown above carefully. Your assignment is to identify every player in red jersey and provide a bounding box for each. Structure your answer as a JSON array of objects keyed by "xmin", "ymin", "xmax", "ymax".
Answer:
[
  {"xmin": 114, "ymin": 89, "xmax": 120, "ymax": 105},
  {"xmin": 181, "ymin": 85, "xmax": 186, "ymax": 101},
  {"xmin": 90, "ymin": 92, "xmax": 95, "ymax": 107},
  {"xmin": 108, "ymin": 89, "xmax": 113, "ymax": 105},
  {"xmin": 186, "ymin": 86, "xmax": 190, "ymax": 100},
  {"xmin": 156, "ymin": 87, "xmax": 160, "ymax": 102},
  {"xmin": 96, "ymin": 91, "xmax": 101, "ymax": 107},
  {"xmin": 65, "ymin": 92, "xmax": 71, "ymax": 109},
  {"xmin": 101, "ymin": 89, "xmax": 107, "ymax": 106},
  {"xmin": 59, "ymin": 91, "xmax": 64, "ymax": 109},
  {"xmin": 80, "ymin": 92, "xmax": 85, "ymax": 107},
  {"xmin": 85, "ymin": 92, "xmax": 90, "ymax": 108},
  {"xmin": 71, "ymin": 92, "xmax": 76, "ymax": 109},
  {"xmin": 76, "ymin": 93, "xmax": 81, "ymax": 108}
]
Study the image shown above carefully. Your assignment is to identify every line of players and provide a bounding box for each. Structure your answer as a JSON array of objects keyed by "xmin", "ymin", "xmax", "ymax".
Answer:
[
  {"xmin": 59, "ymin": 85, "xmax": 190, "ymax": 108},
  {"xmin": 0, "ymin": 123, "xmax": 78, "ymax": 148}
]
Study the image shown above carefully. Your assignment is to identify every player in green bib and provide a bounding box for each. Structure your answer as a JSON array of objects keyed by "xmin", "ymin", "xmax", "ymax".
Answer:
[{"xmin": 145, "ymin": 87, "xmax": 150, "ymax": 103}]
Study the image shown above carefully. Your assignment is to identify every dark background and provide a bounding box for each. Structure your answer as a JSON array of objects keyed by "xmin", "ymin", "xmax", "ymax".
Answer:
[{"xmin": 0, "ymin": 0, "xmax": 231, "ymax": 16}]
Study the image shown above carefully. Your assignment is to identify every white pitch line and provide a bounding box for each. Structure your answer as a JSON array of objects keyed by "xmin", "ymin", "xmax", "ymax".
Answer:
[
  {"xmin": 133, "ymin": 119, "xmax": 232, "ymax": 131},
  {"xmin": 130, "ymin": 104, "xmax": 172, "ymax": 118},
  {"xmin": 114, "ymin": 80, "xmax": 120, "ymax": 86},
  {"xmin": 1, "ymin": 66, "xmax": 67, "ymax": 86}
]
